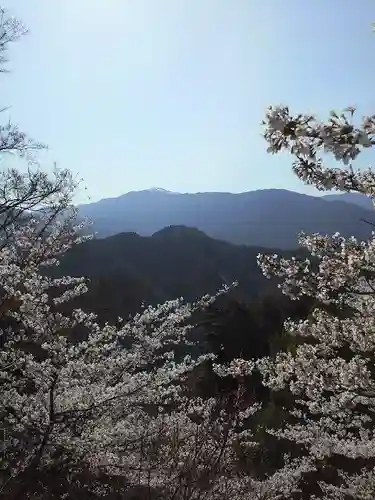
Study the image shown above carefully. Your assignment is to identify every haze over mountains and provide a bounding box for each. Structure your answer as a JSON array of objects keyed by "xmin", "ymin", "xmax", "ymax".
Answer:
[
  {"xmin": 79, "ymin": 189, "xmax": 375, "ymax": 249},
  {"xmin": 323, "ymin": 192, "xmax": 374, "ymax": 210}
]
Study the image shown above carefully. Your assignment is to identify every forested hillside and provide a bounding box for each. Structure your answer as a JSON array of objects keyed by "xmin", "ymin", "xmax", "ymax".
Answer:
[{"xmin": 53, "ymin": 225, "xmax": 306, "ymax": 320}]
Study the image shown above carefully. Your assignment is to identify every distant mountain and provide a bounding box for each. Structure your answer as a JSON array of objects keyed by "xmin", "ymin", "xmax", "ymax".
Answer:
[
  {"xmin": 78, "ymin": 189, "xmax": 375, "ymax": 249},
  {"xmin": 55, "ymin": 226, "xmax": 305, "ymax": 321},
  {"xmin": 323, "ymin": 192, "xmax": 374, "ymax": 211}
]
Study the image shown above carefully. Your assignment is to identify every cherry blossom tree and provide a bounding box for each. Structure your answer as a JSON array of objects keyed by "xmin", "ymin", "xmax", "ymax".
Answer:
[
  {"xmin": 255, "ymin": 97, "xmax": 375, "ymax": 495},
  {"xmin": 0, "ymin": 211, "xmax": 233, "ymax": 498}
]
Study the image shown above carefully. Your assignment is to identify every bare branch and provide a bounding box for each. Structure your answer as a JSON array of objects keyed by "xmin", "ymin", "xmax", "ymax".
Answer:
[{"xmin": 0, "ymin": 7, "xmax": 27, "ymax": 72}]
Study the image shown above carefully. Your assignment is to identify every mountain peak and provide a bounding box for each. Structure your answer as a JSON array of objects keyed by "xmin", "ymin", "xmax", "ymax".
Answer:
[
  {"xmin": 152, "ymin": 225, "xmax": 210, "ymax": 239},
  {"xmin": 145, "ymin": 187, "xmax": 182, "ymax": 195},
  {"xmin": 147, "ymin": 187, "xmax": 171, "ymax": 193}
]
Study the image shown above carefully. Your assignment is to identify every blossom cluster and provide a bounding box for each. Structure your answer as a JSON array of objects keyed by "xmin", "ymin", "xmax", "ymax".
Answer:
[{"xmin": 255, "ymin": 102, "xmax": 375, "ymax": 498}]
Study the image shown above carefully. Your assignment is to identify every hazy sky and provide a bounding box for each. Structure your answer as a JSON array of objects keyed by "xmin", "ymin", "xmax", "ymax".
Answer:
[{"xmin": 1, "ymin": 1, "xmax": 374, "ymax": 202}]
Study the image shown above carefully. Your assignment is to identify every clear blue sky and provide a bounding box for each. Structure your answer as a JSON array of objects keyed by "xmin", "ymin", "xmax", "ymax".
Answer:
[{"xmin": 1, "ymin": 0, "xmax": 374, "ymax": 203}]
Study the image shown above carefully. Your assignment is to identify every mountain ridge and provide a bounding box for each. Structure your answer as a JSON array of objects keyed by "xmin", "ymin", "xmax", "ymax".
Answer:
[{"xmin": 78, "ymin": 188, "xmax": 375, "ymax": 249}]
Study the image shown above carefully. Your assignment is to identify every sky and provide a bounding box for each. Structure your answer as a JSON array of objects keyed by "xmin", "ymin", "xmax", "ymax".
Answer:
[{"xmin": 1, "ymin": 0, "xmax": 375, "ymax": 203}]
